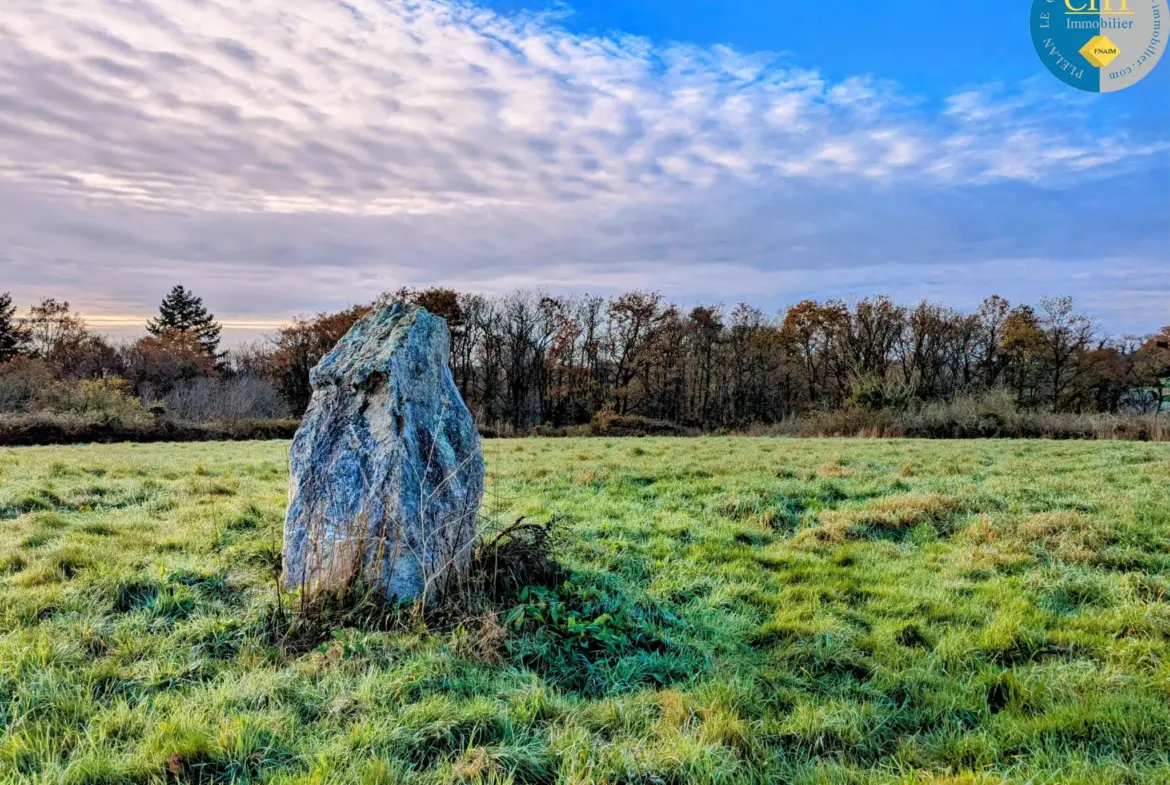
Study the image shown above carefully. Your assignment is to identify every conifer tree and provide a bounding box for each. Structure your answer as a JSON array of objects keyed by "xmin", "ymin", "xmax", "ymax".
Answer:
[
  {"xmin": 0, "ymin": 292, "xmax": 29, "ymax": 363},
  {"xmin": 147, "ymin": 285, "xmax": 222, "ymax": 358}
]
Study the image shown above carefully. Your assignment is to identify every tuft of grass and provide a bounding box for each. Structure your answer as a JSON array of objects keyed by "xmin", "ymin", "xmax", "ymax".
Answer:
[
  {"xmin": 1011, "ymin": 511, "xmax": 1111, "ymax": 564},
  {"xmin": 0, "ymin": 437, "xmax": 1168, "ymax": 783},
  {"xmin": 797, "ymin": 493, "xmax": 964, "ymax": 544}
]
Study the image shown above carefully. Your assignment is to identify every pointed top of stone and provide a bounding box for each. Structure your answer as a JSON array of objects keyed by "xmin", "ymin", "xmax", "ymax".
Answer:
[{"xmin": 311, "ymin": 302, "xmax": 449, "ymax": 390}]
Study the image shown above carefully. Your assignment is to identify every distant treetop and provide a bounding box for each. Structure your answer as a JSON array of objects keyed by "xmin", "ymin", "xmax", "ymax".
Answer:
[
  {"xmin": 147, "ymin": 285, "xmax": 222, "ymax": 358},
  {"xmin": 0, "ymin": 292, "xmax": 31, "ymax": 363}
]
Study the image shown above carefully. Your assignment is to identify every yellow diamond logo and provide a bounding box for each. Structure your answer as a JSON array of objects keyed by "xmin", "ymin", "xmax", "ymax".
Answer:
[{"xmin": 1079, "ymin": 35, "xmax": 1121, "ymax": 68}]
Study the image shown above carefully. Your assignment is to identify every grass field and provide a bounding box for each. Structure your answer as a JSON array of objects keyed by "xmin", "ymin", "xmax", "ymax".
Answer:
[{"xmin": 2, "ymin": 438, "xmax": 1170, "ymax": 784}]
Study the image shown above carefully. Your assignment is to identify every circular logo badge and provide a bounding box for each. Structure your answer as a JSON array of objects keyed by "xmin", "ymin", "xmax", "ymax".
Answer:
[{"xmin": 1031, "ymin": 0, "xmax": 1165, "ymax": 91}]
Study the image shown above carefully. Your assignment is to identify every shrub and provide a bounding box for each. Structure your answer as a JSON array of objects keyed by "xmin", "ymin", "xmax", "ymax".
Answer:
[
  {"xmin": 0, "ymin": 412, "xmax": 300, "ymax": 446},
  {"xmin": 42, "ymin": 378, "xmax": 146, "ymax": 423},
  {"xmin": 0, "ymin": 357, "xmax": 53, "ymax": 413},
  {"xmin": 756, "ymin": 391, "xmax": 1170, "ymax": 441},
  {"xmin": 529, "ymin": 412, "xmax": 696, "ymax": 438},
  {"xmin": 163, "ymin": 377, "xmax": 290, "ymax": 422},
  {"xmin": 848, "ymin": 374, "xmax": 913, "ymax": 412},
  {"xmin": 588, "ymin": 411, "xmax": 697, "ymax": 437}
]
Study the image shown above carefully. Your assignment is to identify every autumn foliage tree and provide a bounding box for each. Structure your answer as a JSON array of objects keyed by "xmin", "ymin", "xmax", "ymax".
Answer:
[
  {"xmin": 125, "ymin": 329, "xmax": 217, "ymax": 396},
  {"xmin": 24, "ymin": 299, "xmax": 117, "ymax": 379},
  {"xmin": 269, "ymin": 305, "xmax": 372, "ymax": 414},
  {"xmin": 1134, "ymin": 325, "xmax": 1170, "ymax": 413}
]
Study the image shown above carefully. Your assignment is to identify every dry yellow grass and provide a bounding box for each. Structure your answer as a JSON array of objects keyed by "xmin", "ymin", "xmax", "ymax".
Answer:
[
  {"xmin": 796, "ymin": 493, "xmax": 961, "ymax": 545},
  {"xmin": 1011, "ymin": 510, "xmax": 1110, "ymax": 564}
]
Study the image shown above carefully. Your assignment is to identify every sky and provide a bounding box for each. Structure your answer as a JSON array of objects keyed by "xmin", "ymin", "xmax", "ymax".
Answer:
[{"xmin": 0, "ymin": 0, "xmax": 1167, "ymax": 342}]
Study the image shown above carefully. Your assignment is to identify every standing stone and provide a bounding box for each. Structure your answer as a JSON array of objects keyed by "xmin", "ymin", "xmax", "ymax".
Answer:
[{"xmin": 282, "ymin": 303, "xmax": 484, "ymax": 604}]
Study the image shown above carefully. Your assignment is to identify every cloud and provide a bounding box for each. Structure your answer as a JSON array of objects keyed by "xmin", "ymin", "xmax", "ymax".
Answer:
[{"xmin": 0, "ymin": 0, "xmax": 1167, "ymax": 337}]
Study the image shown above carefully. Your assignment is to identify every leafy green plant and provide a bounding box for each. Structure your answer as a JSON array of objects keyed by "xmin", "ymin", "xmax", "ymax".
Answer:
[
  {"xmin": 501, "ymin": 579, "xmax": 700, "ymax": 694},
  {"xmin": 508, "ymin": 581, "xmax": 659, "ymax": 655},
  {"xmin": 318, "ymin": 629, "xmax": 372, "ymax": 661}
]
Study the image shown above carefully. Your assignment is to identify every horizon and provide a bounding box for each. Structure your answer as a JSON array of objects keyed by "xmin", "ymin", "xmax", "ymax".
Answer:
[{"xmin": 7, "ymin": 284, "xmax": 1168, "ymax": 349}]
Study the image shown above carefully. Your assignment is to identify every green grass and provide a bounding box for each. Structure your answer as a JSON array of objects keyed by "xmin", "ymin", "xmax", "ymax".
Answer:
[{"xmin": 2, "ymin": 438, "xmax": 1170, "ymax": 784}]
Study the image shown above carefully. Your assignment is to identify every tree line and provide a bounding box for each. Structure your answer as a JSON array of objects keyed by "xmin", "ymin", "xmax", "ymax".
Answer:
[{"xmin": 1, "ymin": 287, "xmax": 1168, "ymax": 430}]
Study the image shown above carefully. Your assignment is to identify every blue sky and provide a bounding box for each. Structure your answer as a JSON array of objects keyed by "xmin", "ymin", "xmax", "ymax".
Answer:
[
  {"xmin": 489, "ymin": 0, "xmax": 1048, "ymax": 86},
  {"xmin": 488, "ymin": 0, "xmax": 1168, "ymax": 98},
  {"xmin": 483, "ymin": 0, "xmax": 1168, "ymax": 126},
  {"xmin": 0, "ymin": 0, "xmax": 1167, "ymax": 339}
]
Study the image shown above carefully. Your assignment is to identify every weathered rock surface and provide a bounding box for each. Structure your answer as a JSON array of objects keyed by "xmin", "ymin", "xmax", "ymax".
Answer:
[{"xmin": 282, "ymin": 303, "xmax": 484, "ymax": 603}]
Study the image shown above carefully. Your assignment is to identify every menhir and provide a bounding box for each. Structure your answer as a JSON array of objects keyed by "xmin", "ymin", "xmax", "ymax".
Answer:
[{"xmin": 282, "ymin": 303, "xmax": 484, "ymax": 604}]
